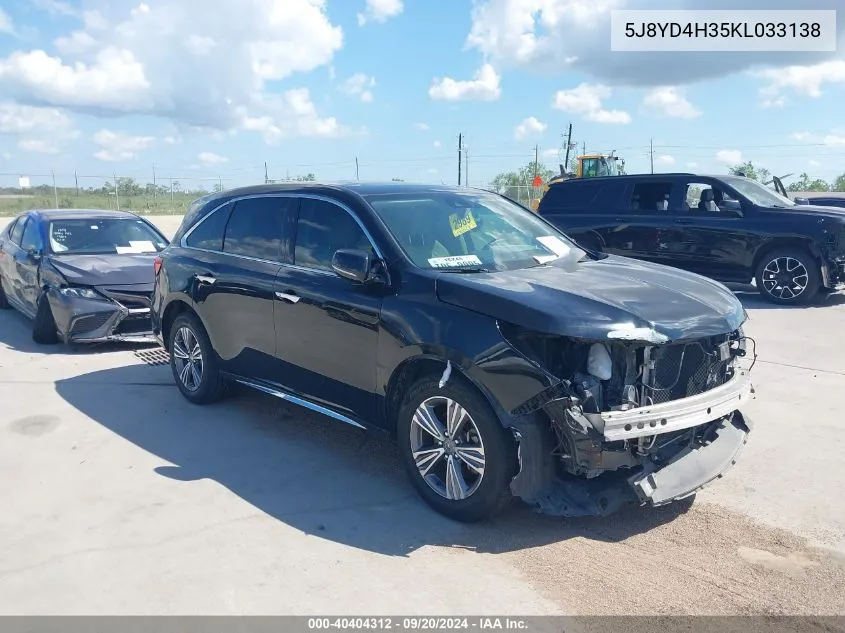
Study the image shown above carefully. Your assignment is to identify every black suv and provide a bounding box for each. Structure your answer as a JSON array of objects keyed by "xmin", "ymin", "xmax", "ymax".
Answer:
[
  {"xmin": 152, "ymin": 183, "xmax": 754, "ymax": 522},
  {"xmin": 537, "ymin": 173, "xmax": 845, "ymax": 305}
]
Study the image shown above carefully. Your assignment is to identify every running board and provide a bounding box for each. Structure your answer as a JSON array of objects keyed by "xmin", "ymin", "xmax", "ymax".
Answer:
[{"xmin": 232, "ymin": 376, "xmax": 367, "ymax": 430}]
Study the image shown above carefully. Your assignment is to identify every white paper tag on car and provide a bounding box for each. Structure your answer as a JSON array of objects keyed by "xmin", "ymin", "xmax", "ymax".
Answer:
[
  {"xmin": 536, "ymin": 235, "xmax": 571, "ymax": 257},
  {"xmin": 428, "ymin": 255, "xmax": 482, "ymax": 268},
  {"xmin": 116, "ymin": 240, "xmax": 157, "ymax": 254}
]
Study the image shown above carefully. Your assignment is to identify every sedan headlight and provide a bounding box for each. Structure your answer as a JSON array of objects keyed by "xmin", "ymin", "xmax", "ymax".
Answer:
[{"xmin": 58, "ymin": 286, "xmax": 102, "ymax": 300}]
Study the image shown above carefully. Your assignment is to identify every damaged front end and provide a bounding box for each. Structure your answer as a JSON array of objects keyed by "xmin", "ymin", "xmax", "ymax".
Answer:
[
  {"xmin": 47, "ymin": 284, "xmax": 156, "ymax": 344},
  {"xmin": 501, "ymin": 323, "xmax": 755, "ymax": 517}
]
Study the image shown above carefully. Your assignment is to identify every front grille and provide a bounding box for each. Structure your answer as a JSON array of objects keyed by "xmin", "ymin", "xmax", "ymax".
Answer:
[
  {"xmin": 114, "ymin": 315, "xmax": 152, "ymax": 335},
  {"xmin": 644, "ymin": 334, "xmax": 733, "ymax": 404},
  {"xmin": 70, "ymin": 312, "xmax": 112, "ymax": 334},
  {"xmin": 98, "ymin": 288, "xmax": 152, "ymax": 310}
]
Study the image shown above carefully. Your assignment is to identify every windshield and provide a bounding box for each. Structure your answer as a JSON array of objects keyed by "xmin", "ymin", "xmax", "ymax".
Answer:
[
  {"xmin": 582, "ymin": 157, "xmax": 618, "ymax": 177},
  {"xmin": 365, "ymin": 190, "xmax": 585, "ymax": 272},
  {"xmin": 48, "ymin": 218, "xmax": 168, "ymax": 255},
  {"xmin": 724, "ymin": 177, "xmax": 795, "ymax": 208}
]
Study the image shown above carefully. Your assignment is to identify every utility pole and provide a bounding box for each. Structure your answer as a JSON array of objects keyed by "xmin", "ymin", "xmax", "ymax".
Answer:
[
  {"xmin": 264, "ymin": 161, "xmax": 269, "ymax": 184},
  {"xmin": 650, "ymin": 138, "xmax": 654, "ymax": 174},
  {"xmin": 218, "ymin": 176, "xmax": 223, "ymax": 191},
  {"xmin": 355, "ymin": 157, "xmax": 359, "ymax": 181},
  {"xmin": 563, "ymin": 123, "xmax": 573, "ymax": 173},
  {"xmin": 152, "ymin": 164, "xmax": 156, "ymax": 200},
  {"xmin": 457, "ymin": 133, "xmax": 462, "ymax": 186},
  {"xmin": 534, "ymin": 144, "xmax": 539, "ymax": 173},
  {"xmin": 74, "ymin": 170, "xmax": 79, "ymax": 197},
  {"xmin": 464, "ymin": 142, "xmax": 469, "ymax": 187},
  {"xmin": 170, "ymin": 177, "xmax": 173, "ymax": 203},
  {"xmin": 582, "ymin": 142, "xmax": 586, "ymax": 156},
  {"xmin": 51, "ymin": 171, "xmax": 58, "ymax": 208},
  {"xmin": 114, "ymin": 173, "xmax": 120, "ymax": 210}
]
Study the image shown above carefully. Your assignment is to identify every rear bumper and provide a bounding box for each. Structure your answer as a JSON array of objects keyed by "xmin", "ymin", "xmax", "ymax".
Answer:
[{"xmin": 629, "ymin": 412, "xmax": 752, "ymax": 506}]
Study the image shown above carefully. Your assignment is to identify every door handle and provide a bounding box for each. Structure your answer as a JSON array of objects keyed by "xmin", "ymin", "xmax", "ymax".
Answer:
[
  {"xmin": 275, "ymin": 291, "xmax": 300, "ymax": 304},
  {"xmin": 195, "ymin": 274, "xmax": 216, "ymax": 284}
]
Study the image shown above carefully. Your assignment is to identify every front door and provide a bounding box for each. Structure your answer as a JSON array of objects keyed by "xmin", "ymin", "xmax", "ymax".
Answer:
[
  {"xmin": 17, "ymin": 216, "xmax": 45, "ymax": 313},
  {"xmin": 273, "ymin": 196, "xmax": 384, "ymax": 424},
  {"xmin": 667, "ymin": 179, "xmax": 751, "ymax": 282}
]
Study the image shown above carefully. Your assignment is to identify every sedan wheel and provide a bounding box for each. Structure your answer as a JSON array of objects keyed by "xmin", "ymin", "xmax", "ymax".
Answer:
[
  {"xmin": 172, "ymin": 326, "xmax": 203, "ymax": 392},
  {"xmin": 410, "ymin": 396, "xmax": 486, "ymax": 501}
]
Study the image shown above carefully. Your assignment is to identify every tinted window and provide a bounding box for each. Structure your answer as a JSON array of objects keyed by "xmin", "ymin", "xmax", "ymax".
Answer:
[
  {"xmin": 223, "ymin": 197, "xmax": 290, "ymax": 261},
  {"xmin": 20, "ymin": 217, "xmax": 43, "ymax": 251},
  {"xmin": 630, "ymin": 182, "xmax": 673, "ymax": 213},
  {"xmin": 186, "ymin": 203, "xmax": 233, "ymax": 251},
  {"xmin": 10, "ymin": 217, "xmax": 26, "ymax": 245},
  {"xmin": 295, "ymin": 199, "xmax": 373, "ymax": 271},
  {"xmin": 541, "ymin": 181, "xmax": 601, "ymax": 211}
]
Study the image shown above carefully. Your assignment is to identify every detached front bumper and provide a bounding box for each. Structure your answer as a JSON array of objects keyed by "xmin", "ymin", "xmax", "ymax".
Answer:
[{"xmin": 47, "ymin": 288, "xmax": 155, "ymax": 344}]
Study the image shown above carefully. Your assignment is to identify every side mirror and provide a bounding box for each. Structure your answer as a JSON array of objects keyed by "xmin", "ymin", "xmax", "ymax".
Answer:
[
  {"xmin": 27, "ymin": 247, "xmax": 42, "ymax": 261},
  {"xmin": 331, "ymin": 249, "xmax": 373, "ymax": 283},
  {"xmin": 794, "ymin": 197, "xmax": 810, "ymax": 206},
  {"xmin": 720, "ymin": 199, "xmax": 744, "ymax": 216}
]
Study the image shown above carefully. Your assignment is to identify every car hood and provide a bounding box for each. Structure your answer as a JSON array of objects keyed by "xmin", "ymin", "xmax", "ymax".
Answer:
[
  {"xmin": 435, "ymin": 254, "xmax": 745, "ymax": 342},
  {"xmin": 48, "ymin": 253, "xmax": 156, "ymax": 286},
  {"xmin": 776, "ymin": 204, "xmax": 845, "ymax": 219}
]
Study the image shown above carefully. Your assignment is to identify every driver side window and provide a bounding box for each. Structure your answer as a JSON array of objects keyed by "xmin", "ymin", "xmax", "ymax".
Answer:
[
  {"xmin": 20, "ymin": 218, "xmax": 43, "ymax": 252},
  {"xmin": 679, "ymin": 182, "xmax": 736, "ymax": 215},
  {"xmin": 294, "ymin": 198, "xmax": 374, "ymax": 271}
]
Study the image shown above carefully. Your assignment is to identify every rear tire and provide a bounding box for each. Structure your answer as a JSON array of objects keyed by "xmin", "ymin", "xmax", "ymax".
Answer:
[
  {"xmin": 32, "ymin": 294, "xmax": 59, "ymax": 344},
  {"xmin": 754, "ymin": 248, "xmax": 820, "ymax": 305},
  {"xmin": 397, "ymin": 374, "xmax": 516, "ymax": 522},
  {"xmin": 168, "ymin": 312, "xmax": 227, "ymax": 404}
]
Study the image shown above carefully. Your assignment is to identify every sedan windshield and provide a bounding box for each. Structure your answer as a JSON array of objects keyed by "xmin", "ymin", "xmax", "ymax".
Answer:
[
  {"xmin": 48, "ymin": 218, "xmax": 168, "ymax": 255},
  {"xmin": 365, "ymin": 190, "xmax": 584, "ymax": 271},
  {"xmin": 724, "ymin": 177, "xmax": 795, "ymax": 208}
]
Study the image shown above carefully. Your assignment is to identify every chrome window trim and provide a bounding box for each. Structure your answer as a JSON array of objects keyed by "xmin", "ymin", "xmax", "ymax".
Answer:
[{"xmin": 179, "ymin": 193, "xmax": 385, "ymax": 274}]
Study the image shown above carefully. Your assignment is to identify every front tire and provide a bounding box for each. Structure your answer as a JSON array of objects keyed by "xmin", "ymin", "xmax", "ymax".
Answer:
[
  {"xmin": 754, "ymin": 248, "xmax": 820, "ymax": 305},
  {"xmin": 32, "ymin": 294, "xmax": 59, "ymax": 344},
  {"xmin": 397, "ymin": 374, "xmax": 516, "ymax": 522},
  {"xmin": 168, "ymin": 312, "xmax": 227, "ymax": 404}
]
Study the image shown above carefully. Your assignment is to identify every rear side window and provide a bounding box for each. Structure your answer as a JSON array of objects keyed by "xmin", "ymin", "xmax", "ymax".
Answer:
[
  {"xmin": 630, "ymin": 182, "xmax": 673, "ymax": 213},
  {"xmin": 185, "ymin": 203, "xmax": 233, "ymax": 251},
  {"xmin": 223, "ymin": 196, "xmax": 292, "ymax": 261},
  {"xmin": 10, "ymin": 217, "xmax": 26, "ymax": 245},
  {"xmin": 294, "ymin": 198, "xmax": 374, "ymax": 271}
]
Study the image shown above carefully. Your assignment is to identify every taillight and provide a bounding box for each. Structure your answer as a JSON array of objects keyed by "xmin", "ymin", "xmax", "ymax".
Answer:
[{"xmin": 153, "ymin": 256, "xmax": 163, "ymax": 276}]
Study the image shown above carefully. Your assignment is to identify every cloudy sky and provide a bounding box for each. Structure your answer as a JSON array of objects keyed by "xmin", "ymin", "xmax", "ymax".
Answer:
[{"xmin": 0, "ymin": 0, "xmax": 843, "ymax": 190}]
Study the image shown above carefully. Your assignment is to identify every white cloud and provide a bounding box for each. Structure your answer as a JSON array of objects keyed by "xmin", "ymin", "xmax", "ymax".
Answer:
[
  {"xmin": 429, "ymin": 64, "xmax": 501, "ymax": 101},
  {"xmin": 414, "ymin": 122, "xmax": 430, "ymax": 130},
  {"xmin": 756, "ymin": 60, "xmax": 845, "ymax": 100},
  {"xmin": 0, "ymin": 0, "xmax": 345, "ymax": 134},
  {"xmin": 357, "ymin": 0, "xmax": 403, "ymax": 26},
  {"xmin": 464, "ymin": 0, "xmax": 845, "ymax": 87},
  {"xmin": 823, "ymin": 134, "xmax": 845, "ymax": 146},
  {"xmin": 687, "ymin": 162, "xmax": 698, "ymax": 168},
  {"xmin": 0, "ymin": 8, "xmax": 15, "ymax": 34},
  {"xmin": 552, "ymin": 83, "xmax": 630, "ymax": 124},
  {"xmin": 433, "ymin": 140, "xmax": 441, "ymax": 147},
  {"xmin": 19, "ymin": 139, "xmax": 60, "ymax": 154},
  {"xmin": 790, "ymin": 132, "xmax": 811, "ymax": 141},
  {"xmin": 642, "ymin": 86, "xmax": 700, "ymax": 119},
  {"xmin": 339, "ymin": 73, "xmax": 376, "ymax": 103},
  {"xmin": 0, "ymin": 102, "xmax": 74, "ymax": 135},
  {"xmin": 238, "ymin": 88, "xmax": 346, "ymax": 144},
  {"xmin": 93, "ymin": 128, "xmax": 155, "ymax": 161},
  {"xmin": 655, "ymin": 154, "xmax": 675, "ymax": 166},
  {"xmin": 760, "ymin": 97, "xmax": 786, "ymax": 109},
  {"xmin": 198, "ymin": 151, "xmax": 228, "ymax": 165},
  {"xmin": 31, "ymin": 0, "xmax": 79, "ymax": 16},
  {"xmin": 716, "ymin": 149, "xmax": 743, "ymax": 165},
  {"xmin": 163, "ymin": 135, "xmax": 182, "ymax": 144},
  {"xmin": 809, "ymin": 159, "xmax": 821, "ymax": 167},
  {"xmin": 514, "ymin": 116, "xmax": 546, "ymax": 140}
]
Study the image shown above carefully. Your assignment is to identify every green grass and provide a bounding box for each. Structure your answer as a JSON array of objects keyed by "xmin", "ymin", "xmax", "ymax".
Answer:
[{"xmin": 0, "ymin": 191, "xmax": 201, "ymax": 217}]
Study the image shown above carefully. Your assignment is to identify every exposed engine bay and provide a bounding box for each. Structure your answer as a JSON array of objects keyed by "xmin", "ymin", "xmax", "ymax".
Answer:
[{"xmin": 501, "ymin": 323, "xmax": 756, "ymax": 516}]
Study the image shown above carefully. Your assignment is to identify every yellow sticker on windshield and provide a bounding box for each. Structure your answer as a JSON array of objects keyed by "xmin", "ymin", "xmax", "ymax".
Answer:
[{"xmin": 449, "ymin": 210, "xmax": 477, "ymax": 237}]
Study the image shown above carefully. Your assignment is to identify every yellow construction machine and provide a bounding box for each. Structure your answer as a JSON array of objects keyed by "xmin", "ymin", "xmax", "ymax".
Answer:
[{"xmin": 530, "ymin": 152, "xmax": 625, "ymax": 210}]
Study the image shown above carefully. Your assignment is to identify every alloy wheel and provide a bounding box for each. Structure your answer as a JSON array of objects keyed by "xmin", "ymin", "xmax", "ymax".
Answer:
[
  {"xmin": 761, "ymin": 256, "xmax": 809, "ymax": 300},
  {"xmin": 409, "ymin": 396, "xmax": 486, "ymax": 501},
  {"xmin": 172, "ymin": 326, "xmax": 203, "ymax": 392}
]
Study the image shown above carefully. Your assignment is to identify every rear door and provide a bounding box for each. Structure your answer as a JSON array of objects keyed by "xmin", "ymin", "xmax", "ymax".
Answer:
[
  {"xmin": 668, "ymin": 178, "xmax": 752, "ymax": 281},
  {"xmin": 272, "ymin": 196, "xmax": 384, "ymax": 424},
  {"xmin": 185, "ymin": 196, "xmax": 295, "ymax": 379}
]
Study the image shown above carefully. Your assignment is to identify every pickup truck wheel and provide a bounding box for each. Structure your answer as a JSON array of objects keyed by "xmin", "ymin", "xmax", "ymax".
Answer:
[
  {"xmin": 754, "ymin": 248, "xmax": 820, "ymax": 305},
  {"xmin": 397, "ymin": 375, "xmax": 515, "ymax": 522},
  {"xmin": 32, "ymin": 294, "xmax": 59, "ymax": 344}
]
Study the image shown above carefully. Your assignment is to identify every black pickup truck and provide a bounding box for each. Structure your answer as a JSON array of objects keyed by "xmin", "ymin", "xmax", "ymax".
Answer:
[{"xmin": 537, "ymin": 173, "xmax": 845, "ymax": 304}]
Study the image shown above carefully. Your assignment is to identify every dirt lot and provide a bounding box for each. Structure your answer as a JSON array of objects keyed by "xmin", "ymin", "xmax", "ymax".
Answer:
[{"xmin": 1, "ymin": 216, "xmax": 844, "ymax": 615}]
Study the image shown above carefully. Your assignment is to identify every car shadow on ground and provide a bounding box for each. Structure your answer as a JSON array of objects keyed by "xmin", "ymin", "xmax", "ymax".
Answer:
[
  {"xmin": 0, "ymin": 306, "xmax": 159, "ymax": 356},
  {"xmin": 727, "ymin": 284, "xmax": 845, "ymax": 310},
  {"xmin": 54, "ymin": 361, "xmax": 695, "ymax": 558}
]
